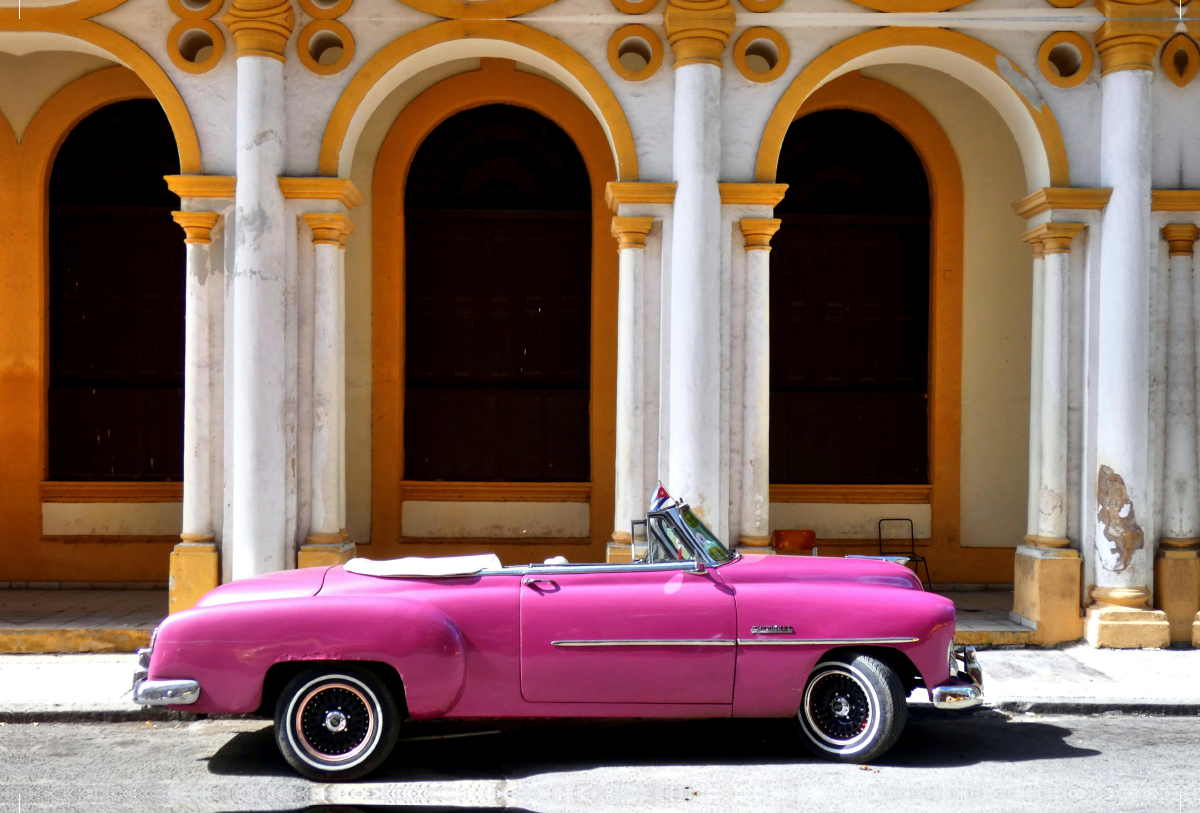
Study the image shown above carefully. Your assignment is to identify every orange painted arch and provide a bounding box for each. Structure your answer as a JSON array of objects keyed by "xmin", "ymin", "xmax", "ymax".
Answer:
[
  {"xmin": 319, "ymin": 19, "xmax": 639, "ymax": 181},
  {"xmin": 756, "ymin": 28, "xmax": 1070, "ymax": 190},
  {"xmin": 370, "ymin": 59, "xmax": 618, "ymax": 562},
  {"xmin": 0, "ymin": 66, "xmax": 179, "ymax": 582},
  {"xmin": 782, "ymin": 73, "xmax": 1010, "ymax": 583}
]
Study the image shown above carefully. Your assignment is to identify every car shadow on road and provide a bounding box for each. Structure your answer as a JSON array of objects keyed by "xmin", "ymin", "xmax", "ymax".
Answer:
[{"xmin": 207, "ymin": 707, "xmax": 1100, "ymax": 781}]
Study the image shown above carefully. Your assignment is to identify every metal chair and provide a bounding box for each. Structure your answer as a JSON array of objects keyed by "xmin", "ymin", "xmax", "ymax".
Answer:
[{"xmin": 877, "ymin": 518, "xmax": 930, "ymax": 591}]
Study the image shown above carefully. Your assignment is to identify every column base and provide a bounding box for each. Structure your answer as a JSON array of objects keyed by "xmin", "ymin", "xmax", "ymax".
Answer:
[
  {"xmin": 1154, "ymin": 550, "xmax": 1200, "ymax": 643},
  {"xmin": 1012, "ymin": 545, "xmax": 1082, "ymax": 644},
  {"xmin": 735, "ymin": 546, "xmax": 777, "ymax": 555},
  {"xmin": 736, "ymin": 536, "xmax": 776, "ymax": 555},
  {"xmin": 1085, "ymin": 602, "xmax": 1170, "ymax": 649},
  {"xmin": 299, "ymin": 539, "xmax": 357, "ymax": 569},
  {"xmin": 169, "ymin": 541, "xmax": 220, "ymax": 615},
  {"xmin": 1194, "ymin": 611, "xmax": 1200, "ymax": 648}
]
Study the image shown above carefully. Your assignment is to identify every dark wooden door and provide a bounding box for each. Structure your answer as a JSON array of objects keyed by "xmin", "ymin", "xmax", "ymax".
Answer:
[
  {"xmin": 47, "ymin": 100, "xmax": 184, "ymax": 481},
  {"xmin": 403, "ymin": 105, "xmax": 592, "ymax": 482},
  {"xmin": 771, "ymin": 110, "xmax": 931, "ymax": 485}
]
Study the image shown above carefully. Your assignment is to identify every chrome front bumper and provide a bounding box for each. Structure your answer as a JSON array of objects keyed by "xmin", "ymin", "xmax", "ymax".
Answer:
[
  {"xmin": 931, "ymin": 645, "xmax": 983, "ymax": 710},
  {"xmin": 132, "ymin": 645, "xmax": 200, "ymax": 706}
]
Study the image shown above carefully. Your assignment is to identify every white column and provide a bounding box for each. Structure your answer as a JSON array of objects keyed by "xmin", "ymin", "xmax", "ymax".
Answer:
[
  {"xmin": 667, "ymin": 63, "xmax": 723, "ymax": 527},
  {"xmin": 1162, "ymin": 224, "xmax": 1200, "ymax": 541},
  {"xmin": 612, "ymin": 217, "xmax": 653, "ymax": 544},
  {"xmin": 737, "ymin": 218, "xmax": 779, "ymax": 549},
  {"xmin": 1087, "ymin": 25, "xmax": 1169, "ymax": 642},
  {"xmin": 230, "ymin": 56, "xmax": 289, "ymax": 578},
  {"xmin": 301, "ymin": 214, "xmax": 347, "ymax": 542},
  {"xmin": 174, "ymin": 213, "xmax": 220, "ymax": 543},
  {"xmin": 1026, "ymin": 225, "xmax": 1084, "ymax": 544},
  {"xmin": 337, "ymin": 237, "xmax": 348, "ymax": 538},
  {"xmin": 1025, "ymin": 243, "xmax": 1045, "ymax": 539}
]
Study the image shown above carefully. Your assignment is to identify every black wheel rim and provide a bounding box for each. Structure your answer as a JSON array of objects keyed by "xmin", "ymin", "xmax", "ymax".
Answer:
[
  {"xmin": 803, "ymin": 668, "xmax": 872, "ymax": 747},
  {"xmin": 294, "ymin": 681, "xmax": 376, "ymax": 764}
]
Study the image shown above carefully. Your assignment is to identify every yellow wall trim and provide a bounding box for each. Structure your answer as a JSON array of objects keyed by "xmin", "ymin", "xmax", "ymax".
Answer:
[
  {"xmin": 770, "ymin": 484, "xmax": 932, "ymax": 504},
  {"xmin": 1153, "ymin": 190, "xmax": 1200, "ymax": 211},
  {"xmin": 719, "ymin": 182, "xmax": 788, "ymax": 206},
  {"xmin": 40, "ymin": 535, "xmax": 180, "ymax": 544},
  {"xmin": 39, "ymin": 482, "xmax": 183, "ymax": 503},
  {"xmin": 754, "ymin": 28, "xmax": 1070, "ymax": 188},
  {"xmin": 279, "ymin": 177, "xmax": 363, "ymax": 208},
  {"xmin": 319, "ymin": 20, "xmax": 639, "ymax": 181},
  {"xmin": 1013, "ymin": 187, "xmax": 1112, "ymax": 219},
  {"xmin": 165, "ymin": 174, "xmax": 236, "ymax": 198},
  {"xmin": 401, "ymin": 481, "xmax": 593, "ymax": 502},
  {"xmin": 605, "ymin": 181, "xmax": 677, "ymax": 210}
]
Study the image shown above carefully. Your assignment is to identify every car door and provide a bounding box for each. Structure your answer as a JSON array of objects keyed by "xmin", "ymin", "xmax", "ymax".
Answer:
[{"xmin": 519, "ymin": 516, "xmax": 737, "ymax": 705}]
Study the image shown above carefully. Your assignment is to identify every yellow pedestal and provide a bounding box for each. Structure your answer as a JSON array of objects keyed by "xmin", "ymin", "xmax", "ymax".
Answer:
[
  {"xmin": 168, "ymin": 542, "xmax": 220, "ymax": 615},
  {"xmin": 298, "ymin": 540, "xmax": 357, "ymax": 568},
  {"xmin": 1085, "ymin": 603, "xmax": 1170, "ymax": 649},
  {"xmin": 1154, "ymin": 551, "xmax": 1200, "ymax": 643},
  {"xmin": 1012, "ymin": 545, "xmax": 1083, "ymax": 645}
]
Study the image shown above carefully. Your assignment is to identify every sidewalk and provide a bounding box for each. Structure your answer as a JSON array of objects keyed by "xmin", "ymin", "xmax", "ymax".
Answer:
[{"xmin": 1, "ymin": 644, "xmax": 1197, "ymax": 722}]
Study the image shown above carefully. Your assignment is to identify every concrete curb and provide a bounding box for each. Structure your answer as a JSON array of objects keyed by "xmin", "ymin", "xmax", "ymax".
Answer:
[{"xmin": 988, "ymin": 700, "xmax": 1200, "ymax": 716}]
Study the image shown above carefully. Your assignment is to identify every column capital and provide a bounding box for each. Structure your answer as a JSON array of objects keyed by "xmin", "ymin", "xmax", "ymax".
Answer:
[
  {"xmin": 663, "ymin": 0, "xmax": 735, "ymax": 69},
  {"xmin": 1094, "ymin": 21, "xmax": 1172, "ymax": 75},
  {"xmin": 171, "ymin": 211, "xmax": 220, "ymax": 244},
  {"xmin": 303, "ymin": 212, "xmax": 352, "ymax": 246},
  {"xmin": 611, "ymin": 216, "xmax": 655, "ymax": 250},
  {"xmin": 1022, "ymin": 222, "xmax": 1085, "ymax": 254},
  {"xmin": 222, "ymin": 0, "xmax": 295, "ymax": 62},
  {"xmin": 1162, "ymin": 223, "xmax": 1200, "ymax": 256},
  {"xmin": 739, "ymin": 218, "xmax": 781, "ymax": 251}
]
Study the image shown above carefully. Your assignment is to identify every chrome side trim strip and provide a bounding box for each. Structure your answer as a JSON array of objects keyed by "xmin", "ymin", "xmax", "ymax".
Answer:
[
  {"xmin": 134, "ymin": 678, "xmax": 201, "ymax": 706},
  {"xmin": 736, "ymin": 636, "xmax": 920, "ymax": 646},
  {"xmin": 551, "ymin": 639, "xmax": 736, "ymax": 647}
]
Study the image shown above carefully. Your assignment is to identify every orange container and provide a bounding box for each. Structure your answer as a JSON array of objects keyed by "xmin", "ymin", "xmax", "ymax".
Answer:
[{"xmin": 774, "ymin": 529, "xmax": 817, "ymax": 555}]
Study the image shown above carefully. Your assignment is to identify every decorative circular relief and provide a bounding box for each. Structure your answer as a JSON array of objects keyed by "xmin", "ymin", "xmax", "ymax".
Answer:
[
  {"xmin": 738, "ymin": 0, "xmax": 785, "ymax": 12},
  {"xmin": 298, "ymin": 20, "xmax": 356, "ymax": 76},
  {"xmin": 607, "ymin": 24, "xmax": 663, "ymax": 81},
  {"xmin": 298, "ymin": 0, "xmax": 354, "ymax": 19},
  {"xmin": 734, "ymin": 27, "xmax": 789, "ymax": 84},
  {"xmin": 167, "ymin": 0, "xmax": 223, "ymax": 20},
  {"xmin": 609, "ymin": 0, "xmax": 658, "ymax": 13},
  {"xmin": 1162, "ymin": 33, "xmax": 1200, "ymax": 88},
  {"xmin": 1037, "ymin": 31, "xmax": 1093, "ymax": 89},
  {"xmin": 167, "ymin": 19, "xmax": 225, "ymax": 75}
]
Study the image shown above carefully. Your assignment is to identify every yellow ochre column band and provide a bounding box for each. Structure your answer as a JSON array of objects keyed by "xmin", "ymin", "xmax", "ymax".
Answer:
[
  {"xmin": 663, "ymin": 0, "xmax": 735, "ymax": 68},
  {"xmin": 223, "ymin": 0, "xmax": 296, "ymax": 61},
  {"xmin": 739, "ymin": 217, "xmax": 781, "ymax": 251}
]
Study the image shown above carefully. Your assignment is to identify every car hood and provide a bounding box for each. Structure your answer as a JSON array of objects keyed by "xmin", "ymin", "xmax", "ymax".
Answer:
[
  {"xmin": 720, "ymin": 552, "xmax": 923, "ymax": 590},
  {"xmin": 193, "ymin": 566, "xmax": 331, "ymax": 608}
]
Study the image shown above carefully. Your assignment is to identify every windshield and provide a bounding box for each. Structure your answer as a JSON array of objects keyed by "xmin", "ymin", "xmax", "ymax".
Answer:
[{"xmin": 679, "ymin": 507, "xmax": 735, "ymax": 564}]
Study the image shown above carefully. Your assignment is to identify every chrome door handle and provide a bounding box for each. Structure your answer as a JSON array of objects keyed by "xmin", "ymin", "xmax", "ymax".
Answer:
[{"xmin": 522, "ymin": 578, "xmax": 558, "ymax": 589}]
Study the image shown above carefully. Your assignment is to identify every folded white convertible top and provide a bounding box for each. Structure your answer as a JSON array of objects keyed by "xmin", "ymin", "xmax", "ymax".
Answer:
[{"xmin": 343, "ymin": 553, "xmax": 503, "ymax": 578}]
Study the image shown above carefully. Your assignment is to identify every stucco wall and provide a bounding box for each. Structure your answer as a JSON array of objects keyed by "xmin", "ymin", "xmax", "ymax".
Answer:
[
  {"xmin": 0, "ymin": 51, "xmax": 116, "ymax": 139},
  {"xmin": 864, "ymin": 64, "xmax": 1031, "ymax": 549}
]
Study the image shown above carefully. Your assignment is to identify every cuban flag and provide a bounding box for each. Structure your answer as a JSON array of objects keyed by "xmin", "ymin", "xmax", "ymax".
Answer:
[{"xmin": 650, "ymin": 482, "xmax": 672, "ymax": 512}]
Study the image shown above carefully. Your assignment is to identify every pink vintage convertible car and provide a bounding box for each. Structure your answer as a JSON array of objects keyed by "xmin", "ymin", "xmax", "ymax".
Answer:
[{"xmin": 133, "ymin": 504, "xmax": 982, "ymax": 780}]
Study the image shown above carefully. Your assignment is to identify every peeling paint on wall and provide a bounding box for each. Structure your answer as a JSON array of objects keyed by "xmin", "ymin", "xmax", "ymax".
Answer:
[
  {"xmin": 1096, "ymin": 464, "xmax": 1144, "ymax": 572},
  {"xmin": 995, "ymin": 56, "xmax": 1045, "ymax": 111}
]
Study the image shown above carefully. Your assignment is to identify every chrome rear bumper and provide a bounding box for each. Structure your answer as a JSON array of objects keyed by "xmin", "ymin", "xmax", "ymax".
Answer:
[
  {"xmin": 931, "ymin": 645, "xmax": 983, "ymax": 710},
  {"xmin": 132, "ymin": 645, "xmax": 200, "ymax": 706}
]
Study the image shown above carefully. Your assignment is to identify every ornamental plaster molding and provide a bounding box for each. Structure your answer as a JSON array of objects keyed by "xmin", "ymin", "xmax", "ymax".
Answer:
[
  {"xmin": 172, "ymin": 211, "xmax": 220, "ymax": 244},
  {"xmin": 1094, "ymin": 20, "xmax": 1173, "ymax": 74},
  {"xmin": 165, "ymin": 175, "xmax": 237, "ymax": 199},
  {"xmin": 302, "ymin": 212, "xmax": 352, "ymax": 246},
  {"xmin": 611, "ymin": 216, "xmax": 655, "ymax": 250},
  {"xmin": 1013, "ymin": 188, "xmax": 1111, "ymax": 219},
  {"xmin": 663, "ymin": 0, "xmax": 736, "ymax": 69},
  {"xmin": 719, "ymin": 183, "xmax": 788, "ymax": 206},
  {"xmin": 279, "ymin": 177, "xmax": 363, "ymax": 208},
  {"xmin": 1153, "ymin": 190, "xmax": 1200, "ymax": 211},
  {"xmin": 738, "ymin": 217, "xmax": 781, "ymax": 251},
  {"xmin": 1162, "ymin": 224, "xmax": 1200, "ymax": 256},
  {"xmin": 605, "ymin": 182, "xmax": 677, "ymax": 211},
  {"xmin": 1021, "ymin": 222, "xmax": 1085, "ymax": 254},
  {"xmin": 222, "ymin": 0, "xmax": 295, "ymax": 62}
]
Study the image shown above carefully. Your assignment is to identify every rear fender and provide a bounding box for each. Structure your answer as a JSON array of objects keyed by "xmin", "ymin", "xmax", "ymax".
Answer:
[{"xmin": 151, "ymin": 595, "xmax": 467, "ymax": 716}]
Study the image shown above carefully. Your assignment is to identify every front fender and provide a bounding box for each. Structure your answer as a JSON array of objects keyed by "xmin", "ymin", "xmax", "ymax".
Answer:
[{"xmin": 150, "ymin": 595, "xmax": 467, "ymax": 716}]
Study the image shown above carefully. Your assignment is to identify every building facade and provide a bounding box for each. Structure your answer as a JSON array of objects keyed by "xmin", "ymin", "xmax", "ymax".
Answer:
[{"xmin": 2, "ymin": 0, "xmax": 1199, "ymax": 647}]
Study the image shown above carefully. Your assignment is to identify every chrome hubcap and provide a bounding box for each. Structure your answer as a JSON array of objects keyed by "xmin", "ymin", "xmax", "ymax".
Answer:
[
  {"xmin": 324, "ymin": 709, "xmax": 348, "ymax": 733},
  {"xmin": 832, "ymin": 696, "xmax": 850, "ymax": 718}
]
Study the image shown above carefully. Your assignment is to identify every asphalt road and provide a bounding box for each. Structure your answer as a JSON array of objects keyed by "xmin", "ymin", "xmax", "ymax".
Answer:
[{"xmin": 1, "ymin": 710, "xmax": 1198, "ymax": 813}]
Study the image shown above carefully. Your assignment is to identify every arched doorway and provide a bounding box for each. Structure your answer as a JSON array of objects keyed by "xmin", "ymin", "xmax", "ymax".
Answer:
[
  {"xmin": 403, "ymin": 104, "xmax": 592, "ymax": 482},
  {"xmin": 47, "ymin": 99, "xmax": 184, "ymax": 481},
  {"xmin": 770, "ymin": 109, "xmax": 931, "ymax": 485}
]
